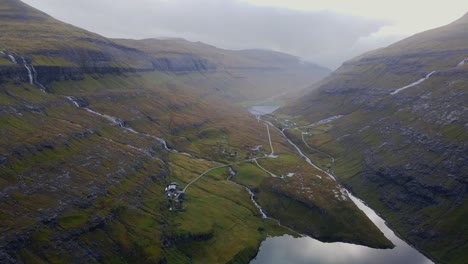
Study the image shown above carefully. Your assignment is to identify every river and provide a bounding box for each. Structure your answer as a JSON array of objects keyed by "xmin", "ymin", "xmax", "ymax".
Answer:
[{"xmin": 247, "ymin": 105, "xmax": 433, "ymax": 264}]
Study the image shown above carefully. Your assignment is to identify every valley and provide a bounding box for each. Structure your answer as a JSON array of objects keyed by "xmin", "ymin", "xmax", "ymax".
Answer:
[{"xmin": 0, "ymin": 1, "xmax": 466, "ymax": 264}]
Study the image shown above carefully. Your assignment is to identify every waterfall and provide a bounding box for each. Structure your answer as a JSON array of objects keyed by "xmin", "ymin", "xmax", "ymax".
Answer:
[
  {"xmin": 18, "ymin": 57, "xmax": 47, "ymax": 92},
  {"xmin": 8, "ymin": 55, "xmax": 17, "ymax": 64},
  {"xmin": 22, "ymin": 58, "xmax": 34, "ymax": 85},
  {"xmin": 390, "ymin": 71, "xmax": 436, "ymax": 95},
  {"xmin": 65, "ymin": 96, "xmax": 82, "ymax": 107},
  {"xmin": 245, "ymin": 187, "xmax": 268, "ymax": 219},
  {"xmin": 457, "ymin": 59, "xmax": 467, "ymax": 67},
  {"xmin": 30, "ymin": 64, "xmax": 46, "ymax": 91},
  {"xmin": 24, "ymin": 65, "xmax": 33, "ymax": 84},
  {"xmin": 2, "ymin": 52, "xmax": 46, "ymax": 91}
]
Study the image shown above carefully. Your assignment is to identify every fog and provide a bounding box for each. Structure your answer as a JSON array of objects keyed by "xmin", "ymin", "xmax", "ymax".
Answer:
[{"xmin": 23, "ymin": 0, "xmax": 404, "ymax": 68}]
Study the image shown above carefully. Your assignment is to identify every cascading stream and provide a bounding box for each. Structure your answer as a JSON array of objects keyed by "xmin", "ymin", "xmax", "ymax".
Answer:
[
  {"xmin": 2, "ymin": 52, "xmax": 47, "ymax": 92},
  {"xmin": 390, "ymin": 71, "xmax": 437, "ymax": 95},
  {"xmin": 22, "ymin": 58, "xmax": 34, "ymax": 85}
]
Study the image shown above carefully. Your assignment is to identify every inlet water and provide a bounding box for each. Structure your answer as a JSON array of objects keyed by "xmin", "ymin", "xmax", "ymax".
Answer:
[{"xmin": 250, "ymin": 192, "xmax": 433, "ymax": 264}]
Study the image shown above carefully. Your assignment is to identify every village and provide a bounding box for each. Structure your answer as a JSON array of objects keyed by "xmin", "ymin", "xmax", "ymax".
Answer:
[{"xmin": 164, "ymin": 144, "xmax": 265, "ymax": 210}]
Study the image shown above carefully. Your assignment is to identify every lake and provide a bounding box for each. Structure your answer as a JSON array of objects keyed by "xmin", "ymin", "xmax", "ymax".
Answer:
[
  {"xmin": 248, "ymin": 105, "xmax": 280, "ymax": 116},
  {"xmin": 250, "ymin": 193, "xmax": 433, "ymax": 264}
]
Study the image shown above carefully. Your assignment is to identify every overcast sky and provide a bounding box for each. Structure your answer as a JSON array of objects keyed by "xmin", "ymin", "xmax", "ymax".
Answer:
[{"xmin": 22, "ymin": 0, "xmax": 468, "ymax": 69}]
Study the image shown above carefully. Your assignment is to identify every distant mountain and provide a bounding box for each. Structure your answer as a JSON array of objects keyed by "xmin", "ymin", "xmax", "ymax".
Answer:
[
  {"xmin": 116, "ymin": 38, "xmax": 331, "ymax": 101},
  {"xmin": 281, "ymin": 12, "xmax": 468, "ymax": 264},
  {"xmin": 0, "ymin": 0, "xmax": 330, "ymax": 102}
]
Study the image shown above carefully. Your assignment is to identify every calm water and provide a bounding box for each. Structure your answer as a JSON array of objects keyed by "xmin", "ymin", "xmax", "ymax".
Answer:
[
  {"xmin": 248, "ymin": 105, "xmax": 280, "ymax": 116},
  {"xmin": 251, "ymin": 193, "xmax": 433, "ymax": 264}
]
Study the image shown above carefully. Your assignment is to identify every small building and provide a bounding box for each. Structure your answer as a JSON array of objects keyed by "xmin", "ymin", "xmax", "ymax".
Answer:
[
  {"xmin": 165, "ymin": 182, "xmax": 185, "ymax": 210},
  {"xmin": 165, "ymin": 182, "xmax": 179, "ymax": 192}
]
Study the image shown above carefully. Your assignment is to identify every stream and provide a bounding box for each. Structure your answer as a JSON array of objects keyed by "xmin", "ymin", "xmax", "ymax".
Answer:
[{"xmin": 247, "ymin": 105, "xmax": 433, "ymax": 264}]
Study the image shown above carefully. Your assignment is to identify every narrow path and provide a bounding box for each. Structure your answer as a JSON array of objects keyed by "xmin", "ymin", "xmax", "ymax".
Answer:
[
  {"xmin": 254, "ymin": 159, "xmax": 278, "ymax": 178},
  {"xmin": 182, "ymin": 164, "xmax": 231, "ymax": 192},
  {"xmin": 264, "ymin": 120, "xmax": 336, "ymax": 181},
  {"xmin": 65, "ymin": 97, "xmax": 169, "ymax": 161},
  {"xmin": 181, "ymin": 119, "xmax": 281, "ymax": 192},
  {"xmin": 301, "ymin": 132, "xmax": 336, "ymax": 174},
  {"xmin": 265, "ymin": 123, "xmax": 275, "ymax": 156}
]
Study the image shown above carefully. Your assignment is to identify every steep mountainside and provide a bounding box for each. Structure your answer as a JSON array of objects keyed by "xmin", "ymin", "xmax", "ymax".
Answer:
[
  {"xmin": 0, "ymin": 1, "xmax": 390, "ymax": 263},
  {"xmin": 281, "ymin": 12, "xmax": 468, "ymax": 264}
]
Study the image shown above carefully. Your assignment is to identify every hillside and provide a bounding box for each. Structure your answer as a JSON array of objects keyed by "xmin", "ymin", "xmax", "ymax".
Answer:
[
  {"xmin": 0, "ymin": 1, "xmax": 390, "ymax": 263},
  {"xmin": 0, "ymin": 0, "xmax": 153, "ymax": 71},
  {"xmin": 280, "ymin": 12, "xmax": 468, "ymax": 264}
]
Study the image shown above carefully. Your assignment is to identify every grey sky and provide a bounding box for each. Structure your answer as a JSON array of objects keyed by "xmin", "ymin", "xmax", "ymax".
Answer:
[{"xmin": 21, "ymin": 0, "xmax": 460, "ymax": 68}]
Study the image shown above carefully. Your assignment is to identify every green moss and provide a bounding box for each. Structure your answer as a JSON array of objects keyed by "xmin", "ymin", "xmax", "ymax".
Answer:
[
  {"xmin": 31, "ymin": 54, "xmax": 77, "ymax": 66},
  {"xmin": 233, "ymin": 162, "xmax": 269, "ymax": 187},
  {"xmin": 17, "ymin": 249, "xmax": 47, "ymax": 264},
  {"xmin": 58, "ymin": 212, "xmax": 88, "ymax": 229}
]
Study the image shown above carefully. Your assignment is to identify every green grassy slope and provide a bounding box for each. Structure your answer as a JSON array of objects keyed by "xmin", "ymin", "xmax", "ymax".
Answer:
[
  {"xmin": 0, "ymin": 69, "xmax": 392, "ymax": 263},
  {"xmin": 281, "ymin": 12, "xmax": 468, "ymax": 264},
  {"xmin": 0, "ymin": 0, "xmax": 392, "ymax": 262}
]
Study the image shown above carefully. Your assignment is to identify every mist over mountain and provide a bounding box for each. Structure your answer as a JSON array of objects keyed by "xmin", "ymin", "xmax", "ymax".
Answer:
[{"xmin": 21, "ymin": 0, "xmax": 398, "ymax": 68}]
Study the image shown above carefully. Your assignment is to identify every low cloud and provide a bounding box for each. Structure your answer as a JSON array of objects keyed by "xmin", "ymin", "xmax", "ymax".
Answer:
[{"xmin": 23, "ymin": 0, "xmax": 395, "ymax": 68}]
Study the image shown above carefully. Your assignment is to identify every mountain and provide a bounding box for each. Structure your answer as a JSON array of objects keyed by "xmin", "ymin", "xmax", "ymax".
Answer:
[
  {"xmin": 0, "ymin": 1, "xmax": 390, "ymax": 263},
  {"xmin": 280, "ymin": 12, "xmax": 468, "ymax": 264},
  {"xmin": 0, "ymin": 0, "xmax": 154, "ymax": 73},
  {"xmin": 115, "ymin": 38, "xmax": 331, "ymax": 102},
  {"xmin": 0, "ymin": 0, "xmax": 330, "ymax": 101}
]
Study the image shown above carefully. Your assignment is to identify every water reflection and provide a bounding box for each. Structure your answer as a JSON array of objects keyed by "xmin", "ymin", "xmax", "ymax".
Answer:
[{"xmin": 251, "ymin": 194, "xmax": 433, "ymax": 264}]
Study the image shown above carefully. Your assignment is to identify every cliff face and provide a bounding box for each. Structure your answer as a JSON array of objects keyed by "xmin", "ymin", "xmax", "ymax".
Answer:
[
  {"xmin": 151, "ymin": 55, "xmax": 216, "ymax": 72},
  {"xmin": 0, "ymin": 51, "xmax": 216, "ymax": 86},
  {"xmin": 281, "ymin": 12, "xmax": 468, "ymax": 264}
]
